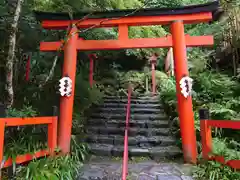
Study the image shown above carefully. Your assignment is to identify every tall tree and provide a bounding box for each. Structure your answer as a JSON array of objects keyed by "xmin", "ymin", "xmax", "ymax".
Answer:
[{"xmin": 5, "ymin": 0, "xmax": 24, "ymax": 107}]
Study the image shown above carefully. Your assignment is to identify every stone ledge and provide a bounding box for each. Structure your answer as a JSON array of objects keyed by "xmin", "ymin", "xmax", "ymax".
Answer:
[
  {"xmin": 91, "ymin": 113, "xmax": 168, "ymax": 120},
  {"xmin": 83, "ymin": 135, "xmax": 176, "ymax": 147},
  {"xmin": 87, "ymin": 119, "xmax": 169, "ymax": 128},
  {"xmin": 88, "ymin": 143, "xmax": 182, "ymax": 158},
  {"xmin": 85, "ymin": 127, "xmax": 171, "ymax": 136}
]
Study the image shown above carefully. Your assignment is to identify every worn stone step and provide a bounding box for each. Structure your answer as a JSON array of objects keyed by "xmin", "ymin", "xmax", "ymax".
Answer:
[
  {"xmin": 85, "ymin": 127, "xmax": 170, "ymax": 136},
  {"xmin": 91, "ymin": 113, "xmax": 168, "ymax": 120},
  {"xmin": 84, "ymin": 134, "xmax": 176, "ymax": 147},
  {"xmin": 104, "ymin": 95, "xmax": 160, "ymax": 100},
  {"xmin": 88, "ymin": 143, "xmax": 182, "ymax": 158},
  {"xmin": 87, "ymin": 119, "xmax": 169, "ymax": 128},
  {"xmin": 103, "ymin": 99, "xmax": 160, "ymax": 104},
  {"xmin": 100, "ymin": 103, "xmax": 164, "ymax": 109},
  {"xmin": 95, "ymin": 107, "xmax": 164, "ymax": 114}
]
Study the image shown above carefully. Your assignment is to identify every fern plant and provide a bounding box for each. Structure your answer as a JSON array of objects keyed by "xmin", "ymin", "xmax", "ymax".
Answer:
[{"xmin": 15, "ymin": 137, "xmax": 89, "ymax": 180}]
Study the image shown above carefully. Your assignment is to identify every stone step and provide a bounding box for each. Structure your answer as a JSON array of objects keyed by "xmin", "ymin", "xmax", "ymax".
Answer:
[
  {"xmin": 94, "ymin": 107, "xmax": 164, "ymax": 114},
  {"xmin": 85, "ymin": 127, "xmax": 170, "ymax": 136},
  {"xmin": 99, "ymin": 103, "xmax": 164, "ymax": 108},
  {"xmin": 88, "ymin": 143, "xmax": 182, "ymax": 158},
  {"xmin": 103, "ymin": 99, "xmax": 160, "ymax": 104},
  {"xmin": 104, "ymin": 95, "xmax": 160, "ymax": 100},
  {"xmin": 84, "ymin": 134, "xmax": 176, "ymax": 146},
  {"xmin": 87, "ymin": 119, "xmax": 169, "ymax": 128},
  {"xmin": 91, "ymin": 113, "xmax": 168, "ymax": 120}
]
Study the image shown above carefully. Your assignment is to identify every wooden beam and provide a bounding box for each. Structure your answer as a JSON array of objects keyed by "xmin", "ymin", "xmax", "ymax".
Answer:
[
  {"xmin": 3, "ymin": 150, "xmax": 50, "ymax": 168},
  {"xmin": 3, "ymin": 117, "xmax": 55, "ymax": 126},
  {"xmin": 40, "ymin": 35, "xmax": 214, "ymax": 51},
  {"xmin": 118, "ymin": 25, "xmax": 128, "ymax": 40},
  {"xmin": 207, "ymin": 120, "xmax": 240, "ymax": 130},
  {"xmin": 41, "ymin": 12, "xmax": 212, "ymax": 29}
]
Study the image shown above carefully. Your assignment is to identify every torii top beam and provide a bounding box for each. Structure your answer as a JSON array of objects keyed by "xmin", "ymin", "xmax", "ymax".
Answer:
[
  {"xmin": 35, "ymin": 1, "xmax": 222, "ymax": 51},
  {"xmin": 34, "ymin": 1, "xmax": 222, "ymax": 29}
]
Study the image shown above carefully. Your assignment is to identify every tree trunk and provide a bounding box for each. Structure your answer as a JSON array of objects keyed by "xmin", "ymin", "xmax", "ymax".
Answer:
[{"xmin": 5, "ymin": 0, "xmax": 24, "ymax": 108}]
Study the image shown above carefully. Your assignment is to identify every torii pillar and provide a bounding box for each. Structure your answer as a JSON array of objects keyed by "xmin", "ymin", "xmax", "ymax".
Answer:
[
  {"xmin": 171, "ymin": 20, "xmax": 197, "ymax": 163},
  {"xmin": 58, "ymin": 26, "xmax": 78, "ymax": 153}
]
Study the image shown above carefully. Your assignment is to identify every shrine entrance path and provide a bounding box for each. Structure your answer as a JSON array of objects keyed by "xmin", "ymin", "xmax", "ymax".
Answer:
[{"xmin": 77, "ymin": 156, "xmax": 194, "ymax": 180}]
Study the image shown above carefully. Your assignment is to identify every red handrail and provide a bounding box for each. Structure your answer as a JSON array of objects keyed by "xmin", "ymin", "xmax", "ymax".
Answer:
[
  {"xmin": 199, "ymin": 108, "xmax": 240, "ymax": 170},
  {"xmin": 122, "ymin": 85, "xmax": 132, "ymax": 180}
]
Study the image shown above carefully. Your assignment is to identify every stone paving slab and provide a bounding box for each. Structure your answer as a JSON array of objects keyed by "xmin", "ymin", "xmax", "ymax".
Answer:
[{"xmin": 77, "ymin": 157, "xmax": 194, "ymax": 180}]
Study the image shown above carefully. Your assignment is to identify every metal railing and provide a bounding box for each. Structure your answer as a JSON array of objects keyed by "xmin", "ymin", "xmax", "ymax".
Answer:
[{"xmin": 122, "ymin": 85, "xmax": 132, "ymax": 180}]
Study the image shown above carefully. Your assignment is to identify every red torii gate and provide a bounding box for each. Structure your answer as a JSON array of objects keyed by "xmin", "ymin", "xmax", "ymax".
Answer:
[
  {"xmin": 88, "ymin": 54, "xmax": 97, "ymax": 87},
  {"xmin": 34, "ymin": 1, "xmax": 221, "ymax": 164}
]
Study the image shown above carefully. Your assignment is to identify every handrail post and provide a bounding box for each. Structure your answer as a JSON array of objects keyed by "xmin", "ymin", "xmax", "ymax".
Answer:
[
  {"xmin": 0, "ymin": 103, "xmax": 6, "ymax": 179},
  {"xmin": 199, "ymin": 108, "xmax": 212, "ymax": 160},
  {"xmin": 122, "ymin": 85, "xmax": 132, "ymax": 180},
  {"xmin": 48, "ymin": 106, "xmax": 58, "ymax": 155}
]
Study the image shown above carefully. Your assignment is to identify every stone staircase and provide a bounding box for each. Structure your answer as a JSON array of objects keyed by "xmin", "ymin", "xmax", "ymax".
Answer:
[{"xmin": 84, "ymin": 95, "xmax": 182, "ymax": 160}]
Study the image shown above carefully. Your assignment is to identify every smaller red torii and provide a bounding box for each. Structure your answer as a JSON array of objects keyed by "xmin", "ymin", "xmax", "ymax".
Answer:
[
  {"xmin": 23, "ymin": 53, "xmax": 31, "ymax": 82},
  {"xmin": 88, "ymin": 54, "xmax": 97, "ymax": 87}
]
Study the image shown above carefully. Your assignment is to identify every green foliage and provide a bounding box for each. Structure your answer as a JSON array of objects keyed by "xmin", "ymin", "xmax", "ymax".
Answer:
[
  {"xmin": 4, "ymin": 130, "xmax": 47, "ymax": 160},
  {"xmin": 16, "ymin": 155, "xmax": 79, "ymax": 179},
  {"xmin": 211, "ymin": 138, "xmax": 240, "ymax": 159},
  {"xmin": 193, "ymin": 161, "xmax": 240, "ymax": 180},
  {"xmin": 194, "ymin": 138, "xmax": 240, "ymax": 180},
  {"xmin": 6, "ymin": 106, "xmax": 38, "ymax": 117},
  {"xmin": 119, "ymin": 71, "xmax": 146, "ymax": 95},
  {"xmin": 192, "ymin": 72, "xmax": 236, "ymax": 103},
  {"xmin": 74, "ymin": 73, "xmax": 104, "ymax": 111},
  {"xmin": 15, "ymin": 137, "xmax": 88, "ymax": 180}
]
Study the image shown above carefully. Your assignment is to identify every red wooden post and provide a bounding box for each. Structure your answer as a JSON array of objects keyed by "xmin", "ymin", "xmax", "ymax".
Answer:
[
  {"xmin": 88, "ymin": 54, "xmax": 96, "ymax": 87},
  {"xmin": 58, "ymin": 26, "xmax": 78, "ymax": 153},
  {"xmin": 149, "ymin": 54, "xmax": 157, "ymax": 95},
  {"xmin": 199, "ymin": 108, "xmax": 212, "ymax": 160},
  {"xmin": 0, "ymin": 103, "xmax": 6, "ymax": 176},
  {"xmin": 171, "ymin": 20, "xmax": 197, "ymax": 164},
  {"xmin": 25, "ymin": 54, "xmax": 31, "ymax": 81},
  {"xmin": 0, "ymin": 120, "xmax": 5, "ymax": 178},
  {"xmin": 90, "ymin": 56, "xmax": 93, "ymax": 87},
  {"xmin": 48, "ymin": 106, "xmax": 58, "ymax": 155}
]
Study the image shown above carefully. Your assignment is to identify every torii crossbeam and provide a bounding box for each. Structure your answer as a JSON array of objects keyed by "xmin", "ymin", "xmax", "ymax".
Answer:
[
  {"xmin": 34, "ymin": 0, "xmax": 222, "ymax": 164},
  {"xmin": 40, "ymin": 35, "xmax": 213, "ymax": 51}
]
